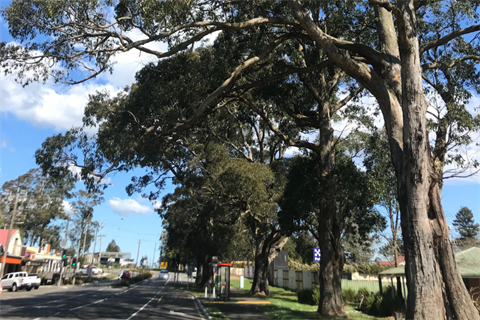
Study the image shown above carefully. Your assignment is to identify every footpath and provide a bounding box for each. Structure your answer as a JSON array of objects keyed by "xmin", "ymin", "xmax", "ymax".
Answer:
[
  {"xmin": 175, "ymin": 273, "xmax": 273, "ymax": 320},
  {"xmin": 199, "ymin": 286, "xmax": 272, "ymax": 320}
]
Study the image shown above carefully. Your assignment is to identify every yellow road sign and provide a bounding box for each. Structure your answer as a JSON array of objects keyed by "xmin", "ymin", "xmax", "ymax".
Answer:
[{"xmin": 160, "ymin": 262, "xmax": 168, "ymax": 268}]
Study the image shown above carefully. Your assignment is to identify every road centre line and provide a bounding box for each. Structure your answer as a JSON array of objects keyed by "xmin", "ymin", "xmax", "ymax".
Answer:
[
  {"xmin": 125, "ymin": 278, "xmax": 168, "ymax": 319},
  {"xmin": 69, "ymin": 298, "xmax": 107, "ymax": 311}
]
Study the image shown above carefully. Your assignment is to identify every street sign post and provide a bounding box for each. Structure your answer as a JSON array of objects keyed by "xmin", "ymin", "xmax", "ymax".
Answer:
[{"xmin": 313, "ymin": 248, "xmax": 321, "ymax": 262}]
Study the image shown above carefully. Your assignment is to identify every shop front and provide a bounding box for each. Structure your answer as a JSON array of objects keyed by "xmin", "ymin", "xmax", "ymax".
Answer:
[{"xmin": 0, "ymin": 254, "xmax": 22, "ymax": 274}]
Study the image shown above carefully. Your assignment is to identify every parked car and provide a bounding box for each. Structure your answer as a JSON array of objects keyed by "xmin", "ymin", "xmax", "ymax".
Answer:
[
  {"xmin": 23, "ymin": 273, "xmax": 41, "ymax": 291},
  {"xmin": 158, "ymin": 269, "xmax": 169, "ymax": 280},
  {"xmin": 119, "ymin": 270, "xmax": 131, "ymax": 279},
  {"xmin": 91, "ymin": 266, "xmax": 103, "ymax": 275},
  {"xmin": 0, "ymin": 272, "xmax": 31, "ymax": 292},
  {"xmin": 76, "ymin": 266, "xmax": 88, "ymax": 276}
]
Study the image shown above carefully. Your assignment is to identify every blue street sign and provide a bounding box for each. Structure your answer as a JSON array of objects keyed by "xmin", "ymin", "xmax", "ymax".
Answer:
[{"xmin": 313, "ymin": 248, "xmax": 321, "ymax": 262}]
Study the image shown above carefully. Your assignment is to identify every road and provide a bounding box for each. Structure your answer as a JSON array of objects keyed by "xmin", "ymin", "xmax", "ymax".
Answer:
[{"xmin": 0, "ymin": 275, "xmax": 204, "ymax": 320}]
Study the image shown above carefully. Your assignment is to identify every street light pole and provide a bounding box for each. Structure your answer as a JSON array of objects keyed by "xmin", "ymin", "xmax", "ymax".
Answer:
[
  {"xmin": 0, "ymin": 190, "xmax": 20, "ymax": 279},
  {"xmin": 152, "ymin": 243, "xmax": 157, "ymax": 269}
]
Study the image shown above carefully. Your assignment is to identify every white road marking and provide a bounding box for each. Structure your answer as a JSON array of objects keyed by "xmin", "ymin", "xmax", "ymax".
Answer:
[
  {"xmin": 33, "ymin": 318, "xmax": 41, "ymax": 320},
  {"xmin": 125, "ymin": 278, "xmax": 169, "ymax": 319},
  {"xmin": 69, "ymin": 298, "xmax": 107, "ymax": 311}
]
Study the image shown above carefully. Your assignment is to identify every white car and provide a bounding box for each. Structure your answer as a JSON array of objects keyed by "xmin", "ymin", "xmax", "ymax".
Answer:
[
  {"xmin": 0, "ymin": 272, "xmax": 40, "ymax": 292},
  {"xmin": 91, "ymin": 266, "xmax": 103, "ymax": 275}
]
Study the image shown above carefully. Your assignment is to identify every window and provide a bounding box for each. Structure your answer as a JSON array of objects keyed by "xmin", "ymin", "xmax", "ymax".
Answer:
[
  {"xmin": 15, "ymin": 274, "xmax": 21, "ymax": 278},
  {"xmin": 1, "ymin": 274, "xmax": 8, "ymax": 280},
  {"xmin": 8, "ymin": 274, "xmax": 13, "ymax": 279},
  {"xmin": 160, "ymin": 270, "xmax": 169, "ymax": 273}
]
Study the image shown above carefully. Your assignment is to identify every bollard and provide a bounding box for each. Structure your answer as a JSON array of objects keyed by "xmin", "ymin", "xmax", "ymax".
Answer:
[
  {"xmin": 205, "ymin": 287, "xmax": 208, "ymax": 298},
  {"xmin": 212, "ymin": 286, "xmax": 216, "ymax": 298},
  {"xmin": 394, "ymin": 312, "xmax": 402, "ymax": 320},
  {"xmin": 240, "ymin": 276, "xmax": 244, "ymax": 289}
]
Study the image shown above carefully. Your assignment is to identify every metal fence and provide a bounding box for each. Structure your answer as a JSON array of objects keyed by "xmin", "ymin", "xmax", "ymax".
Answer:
[{"xmin": 273, "ymin": 269, "xmax": 407, "ymax": 295}]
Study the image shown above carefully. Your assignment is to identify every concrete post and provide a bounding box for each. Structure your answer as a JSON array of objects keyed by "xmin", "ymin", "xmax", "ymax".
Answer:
[
  {"xmin": 240, "ymin": 276, "xmax": 244, "ymax": 288},
  {"xmin": 205, "ymin": 286, "xmax": 208, "ymax": 298}
]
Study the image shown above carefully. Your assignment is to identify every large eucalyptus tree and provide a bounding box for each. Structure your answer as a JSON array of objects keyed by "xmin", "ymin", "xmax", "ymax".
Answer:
[{"xmin": 3, "ymin": 0, "xmax": 480, "ymax": 318}]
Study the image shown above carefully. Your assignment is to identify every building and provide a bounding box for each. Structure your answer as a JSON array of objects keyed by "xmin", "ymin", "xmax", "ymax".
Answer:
[
  {"xmin": 21, "ymin": 245, "xmax": 63, "ymax": 273},
  {"xmin": 378, "ymin": 247, "xmax": 480, "ymax": 301},
  {"xmin": 378, "ymin": 256, "xmax": 405, "ymax": 266},
  {"xmin": 84, "ymin": 252, "xmax": 132, "ymax": 265},
  {"xmin": 0, "ymin": 229, "xmax": 23, "ymax": 274}
]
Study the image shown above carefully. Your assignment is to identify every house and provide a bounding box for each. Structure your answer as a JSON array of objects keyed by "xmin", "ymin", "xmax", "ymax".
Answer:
[
  {"xmin": 378, "ymin": 247, "xmax": 480, "ymax": 301},
  {"xmin": 378, "ymin": 256, "xmax": 405, "ymax": 266},
  {"xmin": 0, "ymin": 229, "xmax": 23, "ymax": 274}
]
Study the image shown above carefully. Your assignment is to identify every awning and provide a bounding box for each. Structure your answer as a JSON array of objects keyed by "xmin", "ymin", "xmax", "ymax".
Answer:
[{"xmin": 0, "ymin": 254, "xmax": 22, "ymax": 265}]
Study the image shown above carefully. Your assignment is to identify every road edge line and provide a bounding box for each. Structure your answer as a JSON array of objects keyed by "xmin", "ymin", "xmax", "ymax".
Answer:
[{"xmin": 189, "ymin": 292, "xmax": 213, "ymax": 320}]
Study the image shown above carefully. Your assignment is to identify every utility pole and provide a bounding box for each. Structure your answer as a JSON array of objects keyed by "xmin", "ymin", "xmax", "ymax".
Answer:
[
  {"xmin": 136, "ymin": 240, "xmax": 141, "ymax": 267},
  {"xmin": 152, "ymin": 243, "xmax": 157, "ymax": 269},
  {"xmin": 92, "ymin": 223, "xmax": 99, "ymax": 264},
  {"xmin": 58, "ymin": 212, "xmax": 71, "ymax": 286},
  {"xmin": 98, "ymin": 222, "xmax": 104, "ymax": 267},
  {"xmin": 0, "ymin": 190, "xmax": 20, "ymax": 279}
]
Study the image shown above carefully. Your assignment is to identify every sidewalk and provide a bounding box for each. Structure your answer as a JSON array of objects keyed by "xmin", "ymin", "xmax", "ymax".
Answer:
[{"xmin": 199, "ymin": 286, "xmax": 272, "ymax": 320}]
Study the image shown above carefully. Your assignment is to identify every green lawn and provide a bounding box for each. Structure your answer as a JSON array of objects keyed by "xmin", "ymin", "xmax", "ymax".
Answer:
[
  {"xmin": 178, "ymin": 278, "xmax": 386, "ymax": 320},
  {"xmin": 230, "ymin": 278, "xmax": 385, "ymax": 320}
]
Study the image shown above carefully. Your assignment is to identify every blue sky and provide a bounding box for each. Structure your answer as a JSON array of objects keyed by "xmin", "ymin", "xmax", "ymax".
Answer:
[{"xmin": 0, "ymin": 4, "xmax": 479, "ymax": 265}]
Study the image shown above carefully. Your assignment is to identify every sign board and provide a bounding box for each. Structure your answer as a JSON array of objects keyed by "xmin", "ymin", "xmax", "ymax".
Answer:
[
  {"xmin": 160, "ymin": 262, "xmax": 168, "ymax": 268},
  {"xmin": 313, "ymin": 248, "xmax": 321, "ymax": 262},
  {"xmin": 60, "ymin": 239, "xmax": 67, "ymax": 249},
  {"xmin": 55, "ymin": 250, "xmax": 61, "ymax": 257},
  {"xmin": 212, "ymin": 256, "xmax": 218, "ymax": 266}
]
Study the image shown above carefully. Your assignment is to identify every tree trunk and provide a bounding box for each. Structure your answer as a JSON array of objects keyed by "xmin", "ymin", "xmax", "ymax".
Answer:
[
  {"xmin": 250, "ymin": 236, "xmax": 270, "ymax": 295},
  {"xmin": 199, "ymin": 254, "xmax": 212, "ymax": 287},
  {"xmin": 318, "ymin": 218, "xmax": 345, "ymax": 317},
  {"xmin": 398, "ymin": 2, "xmax": 480, "ymax": 319}
]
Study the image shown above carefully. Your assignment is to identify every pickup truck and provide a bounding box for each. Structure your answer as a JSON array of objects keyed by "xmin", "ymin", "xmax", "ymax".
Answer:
[
  {"xmin": 23, "ymin": 273, "xmax": 41, "ymax": 291},
  {"xmin": 0, "ymin": 272, "xmax": 40, "ymax": 292}
]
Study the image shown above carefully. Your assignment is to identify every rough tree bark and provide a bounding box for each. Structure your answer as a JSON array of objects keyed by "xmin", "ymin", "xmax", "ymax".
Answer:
[
  {"xmin": 288, "ymin": 1, "xmax": 480, "ymax": 318},
  {"xmin": 397, "ymin": 1, "xmax": 480, "ymax": 319},
  {"xmin": 318, "ymin": 216, "xmax": 345, "ymax": 316},
  {"xmin": 250, "ymin": 236, "xmax": 270, "ymax": 295}
]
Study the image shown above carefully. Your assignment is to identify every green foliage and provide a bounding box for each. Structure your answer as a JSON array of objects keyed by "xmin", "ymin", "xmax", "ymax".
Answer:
[
  {"xmin": 288, "ymin": 260, "xmax": 319, "ymax": 271},
  {"xmin": 357, "ymin": 286, "xmax": 404, "ymax": 317},
  {"xmin": 0, "ymin": 168, "xmax": 74, "ymax": 247},
  {"xmin": 297, "ymin": 286, "xmax": 320, "ymax": 306},
  {"xmin": 453, "ymin": 207, "xmax": 480, "ymax": 241},
  {"xmin": 106, "ymin": 240, "xmax": 120, "ymax": 252},
  {"xmin": 343, "ymin": 263, "xmax": 391, "ymax": 275},
  {"xmin": 342, "ymin": 288, "xmax": 356, "ymax": 303}
]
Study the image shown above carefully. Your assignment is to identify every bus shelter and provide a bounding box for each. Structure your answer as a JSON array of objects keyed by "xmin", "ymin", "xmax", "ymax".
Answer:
[{"xmin": 215, "ymin": 263, "xmax": 231, "ymax": 300}]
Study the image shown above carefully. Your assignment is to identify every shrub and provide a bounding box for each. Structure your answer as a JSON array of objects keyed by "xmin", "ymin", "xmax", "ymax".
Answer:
[
  {"xmin": 343, "ymin": 288, "xmax": 356, "ymax": 303},
  {"xmin": 356, "ymin": 287, "xmax": 371, "ymax": 304},
  {"xmin": 469, "ymin": 287, "xmax": 480, "ymax": 315},
  {"xmin": 297, "ymin": 286, "xmax": 320, "ymax": 305}
]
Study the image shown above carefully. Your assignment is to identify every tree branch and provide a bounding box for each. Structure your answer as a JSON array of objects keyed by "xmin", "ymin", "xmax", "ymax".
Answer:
[{"xmin": 421, "ymin": 24, "xmax": 480, "ymax": 53}]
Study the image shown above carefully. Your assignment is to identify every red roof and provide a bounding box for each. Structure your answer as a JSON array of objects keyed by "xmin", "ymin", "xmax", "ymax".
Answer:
[
  {"xmin": 378, "ymin": 256, "xmax": 405, "ymax": 266},
  {"xmin": 0, "ymin": 229, "xmax": 19, "ymax": 247}
]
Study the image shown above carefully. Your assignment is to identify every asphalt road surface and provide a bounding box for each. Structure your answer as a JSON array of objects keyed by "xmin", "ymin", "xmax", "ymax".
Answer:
[{"xmin": 0, "ymin": 276, "xmax": 204, "ymax": 320}]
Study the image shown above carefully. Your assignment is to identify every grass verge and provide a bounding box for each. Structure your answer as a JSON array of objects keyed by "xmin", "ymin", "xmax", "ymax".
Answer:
[{"xmin": 203, "ymin": 304, "xmax": 230, "ymax": 320}]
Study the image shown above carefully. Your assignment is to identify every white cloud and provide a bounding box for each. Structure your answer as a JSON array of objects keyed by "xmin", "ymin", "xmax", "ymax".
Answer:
[
  {"xmin": 108, "ymin": 197, "xmax": 153, "ymax": 216},
  {"xmin": 63, "ymin": 200, "xmax": 74, "ymax": 215},
  {"xmin": 1, "ymin": 140, "xmax": 7, "ymax": 148}
]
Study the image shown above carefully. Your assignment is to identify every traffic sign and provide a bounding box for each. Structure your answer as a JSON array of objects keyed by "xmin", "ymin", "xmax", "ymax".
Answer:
[
  {"xmin": 313, "ymin": 248, "xmax": 321, "ymax": 262},
  {"xmin": 60, "ymin": 239, "xmax": 67, "ymax": 249},
  {"xmin": 160, "ymin": 262, "xmax": 168, "ymax": 268}
]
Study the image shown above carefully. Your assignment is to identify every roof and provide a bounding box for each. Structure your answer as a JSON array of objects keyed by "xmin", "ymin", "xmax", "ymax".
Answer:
[
  {"xmin": 0, "ymin": 229, "xmax": 19, "ymax": 246},
  {"xmin": 380, "ymin": 247, "xmax": 480, "ymax": 277},
  {"xmin": 378, "ymin": 256, "xmax": 405, "ymax": 266}
]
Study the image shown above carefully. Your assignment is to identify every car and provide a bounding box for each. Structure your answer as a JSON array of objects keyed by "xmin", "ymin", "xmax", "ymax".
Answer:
[
  {"xmin": 158, "ymin": 269, "xmax": 169, "ymax": 280},
  {"xmin": 76, "ymin": 266, "xmax": 88, "ymax": 276},
  {"xmin": 192, "ymin": 267, "xmax": 197, "ymax": 278},
  {"xmin": 23, "ymin": 273, "xmax": 41, "ymax": 291},
  {"xmin": 91, "ymin": 266, "xmax": 103, "ymax": 275},
  {"xmin": 119, "ymin": 270, "xmax": 131, "ymax": 279},
  {"xmin": 0, "ymin": 272, "xmax": 30, "ymax": 292}
]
